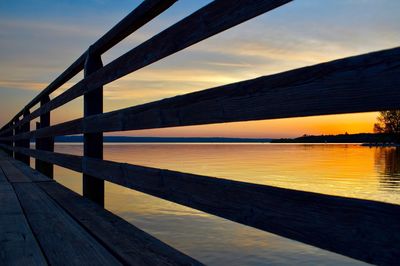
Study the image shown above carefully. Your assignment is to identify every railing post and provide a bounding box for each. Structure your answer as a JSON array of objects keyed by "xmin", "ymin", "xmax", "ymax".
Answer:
[
  {"xmin": 35, "ymin": 96, "xmax": 54, "ymax": 178},
  {"xmin": 3, "ymin": 123, "xmax": 13, "ymax": 156},
  {"xmin": 83, "ymin": 46, "xmax": 104, "ymax": 206},
  {"xmin": 0, "ymin": 127, "xmax": 4, "ymax": 154},
  {"xmin": 11, "ymin": 118, "xmax": 18, "ymax": 160},
  {"xmin": 14, "ymin": 118, "xmax": 20, "ymax": 160},
  {"xmin": 15, "ymin": 110, "xmax": 30, "ymax": 165}
]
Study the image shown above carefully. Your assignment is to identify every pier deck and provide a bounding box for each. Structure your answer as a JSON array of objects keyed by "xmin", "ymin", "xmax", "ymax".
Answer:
[{"xmin": 0, "ymin": 150, "xmax": 200, "ymax": 265}]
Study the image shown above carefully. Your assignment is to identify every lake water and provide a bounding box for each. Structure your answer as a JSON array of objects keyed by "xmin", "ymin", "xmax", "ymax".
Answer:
[{"xmin": 50, "ymin": 143, "xmax": 400, "ymax": 265}]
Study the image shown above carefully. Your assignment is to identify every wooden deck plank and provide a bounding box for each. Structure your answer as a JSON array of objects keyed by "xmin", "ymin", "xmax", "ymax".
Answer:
[
  {"xmin": 38, "ymin": 181, "xmax": 202, "ymax": 266},
  {"xmin": 1, "ymin": 156, "xmax": 200, "ymax": 265},
  {"xmin": 13, "ymin": 182, "xmax": 121, "ymax": 265},
  {"xmin": 10, "ymin": 160, "xmax": 52, "ymax": 183},
  {"xmin": 0, "ymin": 149, "xmax": 9, "ymax": 158},
  {"xmin": 0, "ymin": 153, "xmax": 11, "ymax": 163},
  {"xmin": 0, "ymin": 183, "xmax": 20, "ymax": 213},
  {"xmin": 0, "ymin": 166, "xmax": 7, "ymax": 182},
  {"xmin": 0, "ymin": 182, "xmax": 47, "ymax": 265},
  {"xmin": 0, "ymin": 160, "xmax": 31, "ymax": 183}
]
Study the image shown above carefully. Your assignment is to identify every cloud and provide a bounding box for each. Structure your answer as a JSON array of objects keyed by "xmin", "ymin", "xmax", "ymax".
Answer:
[
  {"xmin": 1, "ymin": 0, "xmax": 399, "ymax": 137},
  {"xmin": 0, "ymin": 80, "xmax": 48, "ymax": 91},
  {"xmin": 0, "ymin": 80, "xmax": 77, "ymax": 95},
  {"xmin": 0, "ymin": 19, "xmax": 102, "ymax": 38}
]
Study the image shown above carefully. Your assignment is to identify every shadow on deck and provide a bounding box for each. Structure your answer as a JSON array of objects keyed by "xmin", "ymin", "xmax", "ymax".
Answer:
[{"xmin": 0, "ymin": 150, "xmax": 201, "ymax": 265}]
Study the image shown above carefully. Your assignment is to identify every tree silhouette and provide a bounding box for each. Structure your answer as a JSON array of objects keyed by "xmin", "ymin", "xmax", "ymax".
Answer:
[{"xmin": 374, "ymin": 111, "xmax": 400, "ymax": 143}]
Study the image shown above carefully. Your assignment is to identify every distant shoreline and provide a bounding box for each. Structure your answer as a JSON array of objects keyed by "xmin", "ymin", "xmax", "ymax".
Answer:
[
  {"xmin": 50, "ymin": 136, "xmax": 273, "ymax": 143},
  {"xmin": 27, "ymin": 133, "xmax": 400, "ymax": 144},
  {"xmin": 271, "ymin": 133, "xmax": 398, "ymax": 144}
]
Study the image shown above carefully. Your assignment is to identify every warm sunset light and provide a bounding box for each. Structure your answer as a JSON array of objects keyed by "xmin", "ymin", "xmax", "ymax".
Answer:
[
  {"xmin": 117, "ymin": 112, "xmax": 378, "ymax": 138},
  {"xmin": 1, "ymin": 1, "xmax": 399, "ymax": 265},
  {"xmin": 1, "ymin": 1, "xmax": 399, "ymax": 138}
]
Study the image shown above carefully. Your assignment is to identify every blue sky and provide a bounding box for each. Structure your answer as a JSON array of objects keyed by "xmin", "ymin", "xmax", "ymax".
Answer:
[{"xmin": 1, "ymin": 0, "xmax": 399, "ymax": 137}]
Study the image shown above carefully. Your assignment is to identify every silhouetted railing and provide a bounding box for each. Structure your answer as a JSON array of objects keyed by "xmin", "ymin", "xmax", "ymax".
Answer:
[{"xmin": 1, "ymin": 1, "xmax": 399, "ymax": 265}]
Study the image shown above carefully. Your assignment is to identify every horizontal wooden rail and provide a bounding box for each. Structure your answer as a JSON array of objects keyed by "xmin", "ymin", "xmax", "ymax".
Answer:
[
  {"xmin": 0, "ymin": 143, "xmax": 399, "ymax": 265},
  {"xmin": 4, "ymin": 46, "xmax": 400, "ymax": 141},
  {"xmin": 1, "ymin": 2, "xmax": 399, "ymax": 264},
  {"xmin": 0, "ymin": 0, "xmax": 177, "ymax": 137},
  {"xmin": 5, "ymin": 0, "xmax": 292, "ymax": 135}
]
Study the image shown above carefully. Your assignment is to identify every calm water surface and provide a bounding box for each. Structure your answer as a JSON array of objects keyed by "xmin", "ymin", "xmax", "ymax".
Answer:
[{"xmin": 51, "ymin": 143, "xmax": 400, "ymax": 265}]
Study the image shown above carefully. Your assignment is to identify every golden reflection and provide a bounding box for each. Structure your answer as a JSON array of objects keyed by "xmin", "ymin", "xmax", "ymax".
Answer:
[
  {"xmin": 374, "ymin": 147, "xmax": 400, "ymax": 190},
  {"xmin": 103, "ymin": 143, "xmax": 395, "ymax": 203},
  {"xmin": 53, "ymin": 143, "xmax": 400, "ymax": 205},
  {"xmin": 50, "ymin": 143, "xmax": 380, "ymax": 265}
]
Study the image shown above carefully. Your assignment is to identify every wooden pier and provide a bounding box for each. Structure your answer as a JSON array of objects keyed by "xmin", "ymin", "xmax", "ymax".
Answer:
[
  {"xmin": 1, "ymin": 0, "xmax": 400, "ymax": 265},
  {"xmin": 0, "ymin": 150, "xmax": 201, "ymax": 265}
]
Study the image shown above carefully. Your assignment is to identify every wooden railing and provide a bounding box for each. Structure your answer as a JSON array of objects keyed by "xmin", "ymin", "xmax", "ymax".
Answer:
[{"xmin": 1, "ymin": 1, "xmax": 400, "ymax": 265}]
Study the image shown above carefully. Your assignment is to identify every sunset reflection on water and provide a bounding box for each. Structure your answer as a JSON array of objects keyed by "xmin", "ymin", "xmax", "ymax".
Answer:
[{"xmin": 50, "ymin": 143, "xmax": 399, "ymax": 265}]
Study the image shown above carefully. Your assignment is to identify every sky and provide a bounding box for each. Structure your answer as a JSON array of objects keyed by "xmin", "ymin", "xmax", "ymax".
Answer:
[{"xmin": 0, "ymin": 0, "xmax": 399, "ymax": 138}]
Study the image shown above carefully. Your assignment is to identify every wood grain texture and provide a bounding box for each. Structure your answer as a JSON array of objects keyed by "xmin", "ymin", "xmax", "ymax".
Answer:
[
  {"xmin": 0, "ymin": 0, "xmax": 178, "ymax": 136},
  {"xmin": 4, "ymin": 46, "xmax": 400, "ymax": 141},
  {"xmin": 0, "ymin": 160, "xmax": 32, "ymax": 183},
  {"xmin": 4, "ymin": 0, "xmax": 291, "ymax": 134},
  {"xmin": 0, "ymin": 150, "xmax": 9, "ymax": 163},
  {"xmin": 0, "ymin": 149, "xmax": 8, "ymax": 157},
  {"xmin": 0, "ymin": 165, "xmax": 6, "ymax": 182},
  {"xmin": 10, "ymin": 160, "xmax": 51, "ymax": 183},
  {"xmin": 17, "ymin": 111, "xmax": 30, "ymax": 165},
  {"xmin": 0, "ymin": 124, "xmax": 13, "ymax": 157},
  {"xmin": 0, "ymin": 182, "xmax": 47, "ymax": 265},
  {"xmin": 35, "ymin": 96, "xmax": 54, "ymax": 179},
  {"xmin": 1, "ymin": 152, "xmax": 201, "ymax": 265},
  {"xmin": 13, "ymin": 119, "xmax": 22, "ymax": 162},
  {"xmin": 38, "ymin": 181, "xmax": 202, "ymax": 266},
  {"xmin": 4, "ymin": 145, "xmax": 400, "ymax": 265},
  {"xmin": 91, "ymin": 0, "xmax": 177, "ymax": 56},
  {"xmin": 83, "ymin": 48, "xmax": 104, "ymax": 206},
  {"xmin": 13, "ymin": 182, "xmax": 121, "ymax": 265}
]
